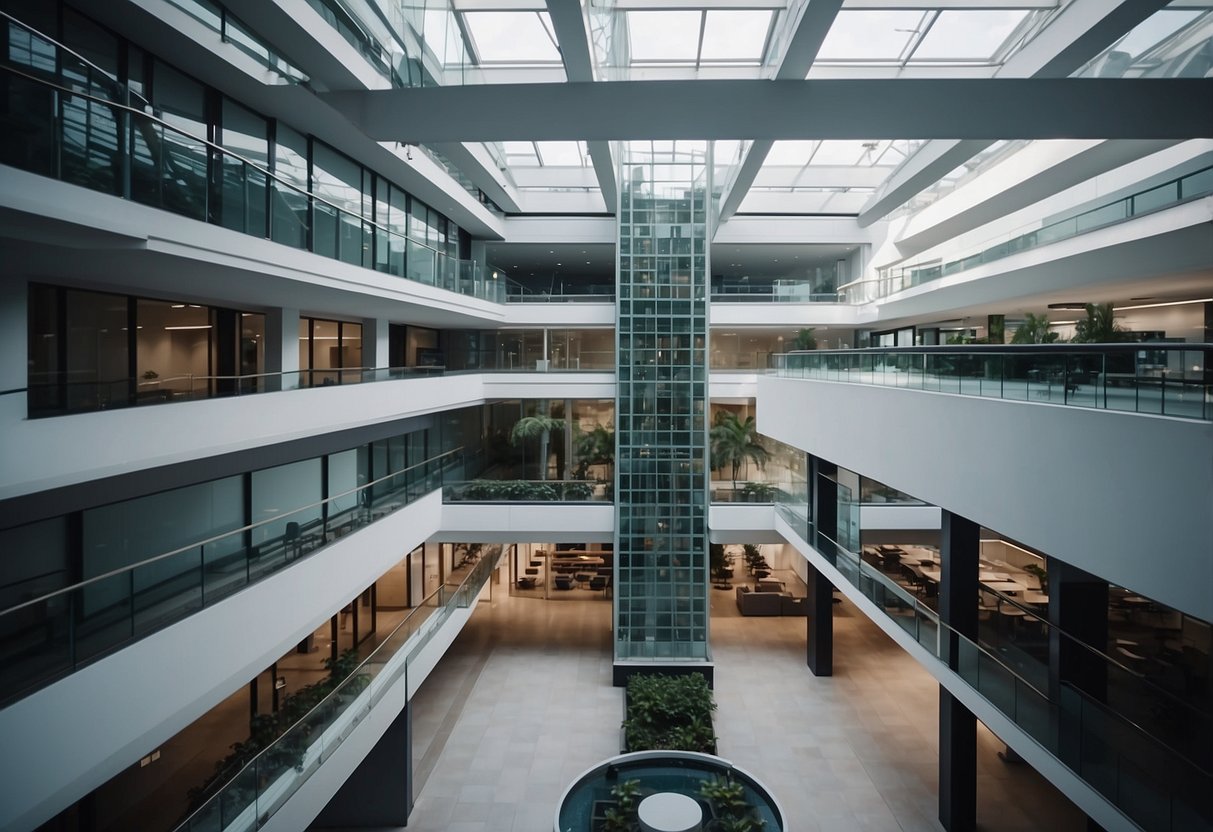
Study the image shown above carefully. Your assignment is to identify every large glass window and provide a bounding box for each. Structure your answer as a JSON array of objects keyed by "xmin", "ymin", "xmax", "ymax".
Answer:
[
  {"xmin": 218, "ymin": 98, "xmax": 269, "ymax": 236},
  {"xmin": 143, "ymin": 62, "xmax": 209, "ymax": 219},
  {"xmin": 299, "ymin": 317, "xmax": 363, "ymax": 385},
  {"xmin": 136, "ymin": 299, "xmax": 211, "ymax": 402},
  {"xmin": 271, "ymin": 124, "xmax": 309, "ymax": 249},
  {"xmin": 57, "ymin": 10, "xmax": 121, "ymax": 196},
  {"xmin": 81, "ymin": 475, "xmax": 244, "ymax": 649},
  {"xmin": 312, "ymin": 141, "xmax": 368, "ymax": 267},
  {"xmin": 250, "ymin": 458, "xmax": 323, "ymax": 580},
  {"xmin": 65, "ymin": 288, "xmax": 129, "ymax": 413}
]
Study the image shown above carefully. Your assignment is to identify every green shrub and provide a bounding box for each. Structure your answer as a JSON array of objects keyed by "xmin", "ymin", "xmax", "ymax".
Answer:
[
  {"xmin": 700, "ymin": 774, "xmax": 766, "ymax": 831},
  {"xmin": 623, "ymin": 673, "xmax": 716, "ymax": 753},
  {"xmin": 185, "ymin": 649, "xmax": 369, "ymax": 813}
]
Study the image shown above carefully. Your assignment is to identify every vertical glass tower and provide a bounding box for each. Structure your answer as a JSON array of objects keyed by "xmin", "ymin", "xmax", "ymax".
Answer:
[{"xmin": 613, "ymin": 143, "xmax": 712, "ymax": 674}]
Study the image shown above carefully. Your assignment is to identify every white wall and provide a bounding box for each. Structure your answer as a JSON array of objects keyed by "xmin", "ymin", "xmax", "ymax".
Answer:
[
  {"xmin": 758, "ymin": 376, "xmax": 1213, "ymax": 621},
  {"xmin": 0, "ymin": 373, "xmax": 486, "ymax": 499},
  {"xmin": 0, "ymin": 491, "xmax": 444, "ymax": 832},
  {"xmin": 436, "ymin": 503, "xmax": 615, "ymax": 543}
]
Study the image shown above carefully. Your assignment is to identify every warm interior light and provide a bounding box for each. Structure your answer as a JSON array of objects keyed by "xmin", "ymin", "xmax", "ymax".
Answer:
[
  {"xmin": 1113, "ymin": 298, "xmax": 1213, "ymax": 311},
  {"xmin": 164, "ymin": 325, "xmax": 213, "ymax": 330}
]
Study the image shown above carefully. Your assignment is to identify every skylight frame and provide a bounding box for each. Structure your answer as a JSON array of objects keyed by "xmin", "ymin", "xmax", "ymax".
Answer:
[
  {"xmin": 603, "ymin": 7, "xmax": 781, "ymax": 69},
  {"xmin": 815, "ymin": 4, "xmax": 1053, "ymax": 69},
  {"xmin": 459, "ymin": 10, "xmax": 563, "ymax": 65}
]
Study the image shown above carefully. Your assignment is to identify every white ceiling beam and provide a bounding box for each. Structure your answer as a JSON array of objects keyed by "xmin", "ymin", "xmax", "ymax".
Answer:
[
  {"xmin": 856, "ymin": 0, "xmax": 1172, "ymax": 226},
  {"xmin": 545, "ymin": 0, "xmax": 618, "ymax": 210},
  {"xmin": 322, "ymin": 78, "xmax": 1213, "ymax": 142},
  {"xmin": 430, "ymin": 142, "xmax": 523, "ymax": 213},
  {"xmin": 718, "ymin": 0, "xmax": 845, "ymax": 222}
]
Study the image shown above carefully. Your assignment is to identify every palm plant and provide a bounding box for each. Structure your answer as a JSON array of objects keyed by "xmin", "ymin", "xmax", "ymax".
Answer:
[
  {"xmin": 572, "ymin": 424, "xmax": 615, "ymax": 480},
  {"xmin": 509, "ymin": 413, "xmax": 565, "ymax": 480},
  {"xmin": 1072, "ymin": 302, "xmax": 1126, "ymax": 343},
  {"xmin": 793, "ymin": 327, "xmax": 817, "ymax": 350},
  {"xmin": 710, "ymin": 412, "xmax": 771, "ymax": 491},
  {"xmin": 1011, "ymin": 312, "xmax": 1060, "ymax": 344}
]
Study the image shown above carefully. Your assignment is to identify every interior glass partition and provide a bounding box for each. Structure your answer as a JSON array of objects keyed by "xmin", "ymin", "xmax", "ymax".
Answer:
[{"xmin": 614, "ymin": 143, "xmax": 711, "ymax": 663}]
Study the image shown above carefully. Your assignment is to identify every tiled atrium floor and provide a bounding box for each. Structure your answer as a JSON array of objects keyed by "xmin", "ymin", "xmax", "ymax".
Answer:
[{"xmin": 397, "ymin": 576, "xmax": 1086, "ymax": 832}]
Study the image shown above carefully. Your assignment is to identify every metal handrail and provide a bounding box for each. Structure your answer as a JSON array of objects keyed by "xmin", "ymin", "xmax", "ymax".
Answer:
[
  {"xmin": 8, "ymin": 365, "xmax": 448, "ymax": 397},
  {"xmin": 173, "ymin": 544, "xmax": 503, "ymax": 831},
  {"xmin": 816, "ymin": 531, "xmax": 1213, "ymax": 779},
  {"xmin": 0, "ymin": 446, "xmax": 464, "ymax": 618},
  {"xmin": 850, "ymin": 163, "xmax": 1213, "ymax": 293},
  {"xmin": 778, "ymin": 343, "xmax": 1213, "ymax": 356},
  {"xmin": 0, "ymin": 10, "xmax": 148, "ymax": 106},
  {"xmin": 0, "ymin": 62, "xmax": 463, "ymax": 264}
]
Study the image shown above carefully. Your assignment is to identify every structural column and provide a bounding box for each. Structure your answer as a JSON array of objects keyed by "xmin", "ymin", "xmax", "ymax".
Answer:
[
  {"xmin": 805, "ymin": 563, "xmax": 833, "ymax": 677},
  {"xmin": 804, "ymin": 456, "xmax": 837, "ymax": 675},
  {"xmin": 1047, "ymin": 557, "xmax": 1109, "ymax": 703},
  {"xmin": 939, "ymin": 510, "xmax": 979, "ymax": 832},
  {"xmin": 313, "ymin": 697, "xmax": 412, "ymax": 828}
]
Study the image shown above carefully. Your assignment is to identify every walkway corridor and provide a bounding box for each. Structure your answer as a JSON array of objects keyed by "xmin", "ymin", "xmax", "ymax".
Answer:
[{"xmin": 398, "ymin": 576, "xmax": 1085, "ymax": 831}]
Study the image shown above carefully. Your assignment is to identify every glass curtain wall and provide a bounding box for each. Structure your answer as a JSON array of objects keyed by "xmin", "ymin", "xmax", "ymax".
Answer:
[
  {"xmin": 614, "ymin": 143, "xmax": 711, "ymax": 663},
  {"xmin": 298, "ymin": 317, "xmax": 363, "ymax": 385},
  {"xmin": 27, "ymin": 285, "xmax": 266, "ymax": 415}
]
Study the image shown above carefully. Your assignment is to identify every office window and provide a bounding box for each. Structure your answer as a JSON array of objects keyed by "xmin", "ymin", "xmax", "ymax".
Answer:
[
  {"xmin": 271, "ymin": 124, "xmax": 309, "ymax": 249},
  {"xmin": 312, "ymin": 141, "xmax": 369, "ymax": 267},
  {"xmin": 218, "ymin": 98, "xmax": 269, "ymax": 236}
]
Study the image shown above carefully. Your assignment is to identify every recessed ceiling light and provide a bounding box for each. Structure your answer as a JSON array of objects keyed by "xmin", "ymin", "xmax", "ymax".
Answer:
[{"xmin": 556, "ymin": 263, "xmax": 562, "ymax": 266}]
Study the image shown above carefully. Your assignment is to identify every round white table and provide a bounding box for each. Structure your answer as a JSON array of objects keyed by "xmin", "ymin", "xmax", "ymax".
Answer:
[{"xmin": 637, "ymin": 792, "xmax": 703, "ymax": 832}]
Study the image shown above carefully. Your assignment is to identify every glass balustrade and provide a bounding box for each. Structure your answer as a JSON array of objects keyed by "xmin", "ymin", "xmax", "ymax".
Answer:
[
  {"xmin": 0, "ymin": 447, "xmax": 467, "ymax": 706},
  {"xmin": 0, "ymin": 19, "xmax": 496, "ymax": 303},
  {"xmin": 773, "ymin": 345, "xmax": 1213, "ymax": 422},
  {"xmin": 844, "ymin": 165, "xmax": 1213, "ymax": 304},
  {"xmin": 176, "ymin": 547, "xmax": 503, "ymax": 832},
  {"xmin": 796, "ymin": 526, "xmax": 1213, "ymax": 832}
]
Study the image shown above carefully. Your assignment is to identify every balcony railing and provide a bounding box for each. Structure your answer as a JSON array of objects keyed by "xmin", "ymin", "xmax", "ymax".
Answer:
[
  {"xmin": 0, "ymin": 14, "xmax": 503, "ymax": 303},
  {"xmin": 773, "ymin": 344, "xmax": 1213, "ymax": 422},
  {"xmin": 0, "ymin": 447, "xmax": 467, "ymax": 707},
  {"xmin": 19, "ymin": 366, "xmax": 445, "ymax": 418},
  {"xmin": 800, "ymin": 526, "xmax": 1212, "ymax": 832},
  {"xmin": 711, "ymin": 279, "xmax": 840, "ymax": 303},
  {"xmin": 175, "ymin": 545, "xmax": 503, "ymax": 832},
  {"xmin": 842, "ymin": 164, "xmax": 1213, "ymax": 303}
]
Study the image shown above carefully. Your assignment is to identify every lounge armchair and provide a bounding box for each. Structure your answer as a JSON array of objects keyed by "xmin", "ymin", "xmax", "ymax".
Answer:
[{"xmin": 554, "ymin": 574, "xmax": 575, "ymax": 590}]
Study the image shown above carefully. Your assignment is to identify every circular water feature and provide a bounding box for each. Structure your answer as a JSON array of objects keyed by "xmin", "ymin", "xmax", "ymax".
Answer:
[{"xmin": 554, "ymin": 751, "xmax": 784, "ymax": 832}]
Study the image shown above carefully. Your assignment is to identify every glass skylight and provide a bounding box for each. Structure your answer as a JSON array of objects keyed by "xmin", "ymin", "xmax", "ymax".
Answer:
[
  {"xmin": 700, "ymin": 11, "xmax": 774, "ymax": 63},
  {"xmin": 766, "ymin": 141, "xmax": 818, "ymax": 166},
  {"xmin": 1112, "ymin": 10, "xmax": 1202, "ymax": 60},
  {"xmin": 627, "ymin": 11, "xmax": 702, "ymax": 62},
  {"xmin": 817, "ymin": 11, "xmax": 927, "ymax": 62},
  {"xmin": 1075, "ymin": 5, "xmax": 1213, "ymax": 77},
  {"xmin": 810, "ymin": 141, "xmax": 882, "ymax": 166},
  {"xmin": 462, "ymin": 11, "xmax": 560, "ymax": 63},
  {"xmin": 535, "ymin": 141, "xmax": 587, "ymax": 166},
  {"xmin": 496, "ymin": 141, "xmax": 589, "ymax": 167},
  {"xmin": 913, "ymin": 11, "xmax": 1030, "ymax": 61}
]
